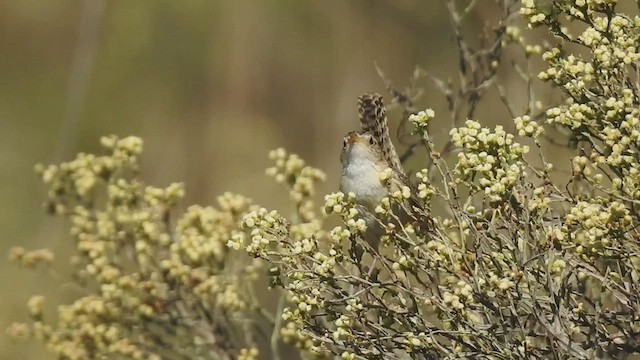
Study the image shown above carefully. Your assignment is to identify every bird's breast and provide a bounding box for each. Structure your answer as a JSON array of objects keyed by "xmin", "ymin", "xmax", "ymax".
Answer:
[{"xmin": 340, "ymin": 156, "xmax": 388, "ymax": 210}]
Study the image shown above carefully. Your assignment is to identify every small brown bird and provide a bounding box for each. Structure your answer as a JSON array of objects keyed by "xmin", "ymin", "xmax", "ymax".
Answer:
[{"xmin": 339, "ymin": 94, "xmax": 419, "ymax": 247}]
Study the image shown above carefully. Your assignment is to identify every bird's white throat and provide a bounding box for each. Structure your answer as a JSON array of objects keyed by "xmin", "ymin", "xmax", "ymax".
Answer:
[{"xmin": 340, "ymin": 144, "xmax": 388, "ymax": 210}]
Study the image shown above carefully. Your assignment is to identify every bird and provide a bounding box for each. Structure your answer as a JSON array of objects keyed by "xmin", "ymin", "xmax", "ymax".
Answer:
[{"xmin": 339, "ymin": 93, "xmax": 419, "ymax": 247}]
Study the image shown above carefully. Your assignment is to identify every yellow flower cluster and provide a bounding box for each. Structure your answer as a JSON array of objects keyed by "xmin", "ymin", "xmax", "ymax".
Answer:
[
  {"xmin": 450, "ymin": 120, "xmax": 529, "ymax": 203},
  {"xmin": 408, "ymin": 108, "xmax": 435, "ymax": 130},
  {"xmin": 563, "ymin": 200, "xmax": 632, "ymax": 258},
  {"xmin": 266, "ymin": 147, "xmax": 326, "ymax": 221},
  {"xmin": 514, "ymin": 115, "xmax": 544, "ymax": 139}
]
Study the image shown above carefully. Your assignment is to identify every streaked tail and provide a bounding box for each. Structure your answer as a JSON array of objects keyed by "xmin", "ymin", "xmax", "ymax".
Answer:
[{"xmin": 357, "ymin": 93, "xmax": 404, "ymax": 173}]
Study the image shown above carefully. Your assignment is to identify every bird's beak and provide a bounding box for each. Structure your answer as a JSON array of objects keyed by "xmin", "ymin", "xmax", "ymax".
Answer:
[{"xmin": 347, "ymin": 132, "xmax": 361, "ymax": 145}]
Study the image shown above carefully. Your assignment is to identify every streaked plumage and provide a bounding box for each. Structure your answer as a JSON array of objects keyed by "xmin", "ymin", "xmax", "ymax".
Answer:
[{"xmin": 357, "ymin": 93, "xmax": 404, "ymax": 173}]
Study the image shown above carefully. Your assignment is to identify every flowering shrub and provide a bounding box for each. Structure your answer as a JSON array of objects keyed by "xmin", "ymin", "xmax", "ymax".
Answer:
[
  {"xmin": 8, "ymin": 0, "xmax": 640, "ymax": 359},
  {"xmin": 9, "ymin": 136, "xmax": 264, "ymax": 359}
]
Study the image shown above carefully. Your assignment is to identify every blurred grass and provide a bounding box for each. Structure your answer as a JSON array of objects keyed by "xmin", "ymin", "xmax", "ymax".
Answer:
[{"xmin": 0, "ymin": 1, "xmax": 555, "ymax": 358}]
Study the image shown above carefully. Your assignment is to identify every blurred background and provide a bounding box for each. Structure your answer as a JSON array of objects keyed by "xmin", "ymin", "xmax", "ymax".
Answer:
[{"xmin": 0, "ymin": 1, "xmax": 534, "ymax": 358}]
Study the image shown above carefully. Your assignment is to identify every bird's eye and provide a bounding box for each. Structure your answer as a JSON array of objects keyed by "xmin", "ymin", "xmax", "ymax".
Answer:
[
  {"xmin": 343, "ymin": 138, "xmax": 348, "ymax": 147},
  {"xmin": 368, "ymin": 137, "xmax": 375, "ymax": 145}
]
